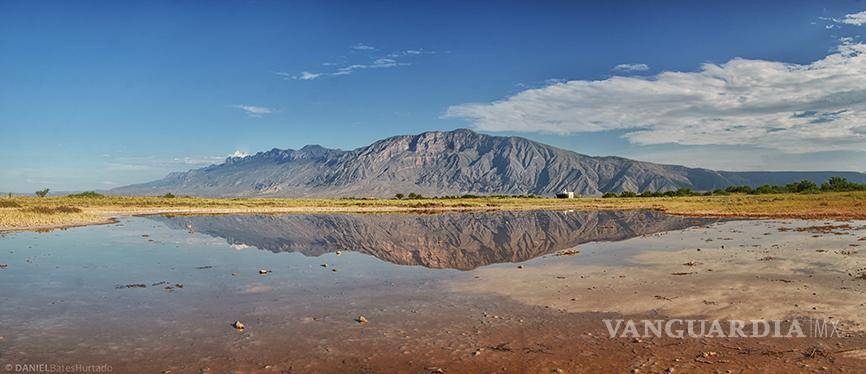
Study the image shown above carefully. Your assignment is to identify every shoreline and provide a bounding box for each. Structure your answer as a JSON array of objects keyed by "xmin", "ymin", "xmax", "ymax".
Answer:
[{"xmin": 1, "ymin": 191, "xmax": 865, "ymax": 233}]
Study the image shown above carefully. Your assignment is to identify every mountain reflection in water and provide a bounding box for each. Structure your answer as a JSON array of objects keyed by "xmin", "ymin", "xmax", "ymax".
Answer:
[{"xmin": 149, "ymin": 210, "xmax": 716, "ymax": 270}]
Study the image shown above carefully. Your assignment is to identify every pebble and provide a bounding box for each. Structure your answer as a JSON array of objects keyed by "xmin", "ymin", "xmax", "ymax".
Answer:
[{"xmin": 232, "ymin": 321, "xmax": 245, "ymax": 330}]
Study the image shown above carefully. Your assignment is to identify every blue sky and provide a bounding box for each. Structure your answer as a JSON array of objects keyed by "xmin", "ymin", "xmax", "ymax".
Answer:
[{"xmin": 2, "ymin": 0, "xmax": 866, "ymax": 192}]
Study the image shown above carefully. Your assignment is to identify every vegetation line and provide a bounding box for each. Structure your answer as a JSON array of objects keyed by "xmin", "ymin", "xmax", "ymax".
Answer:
[{"xmin": 1, "ymin": 187, "xmax": 865, "ymax": 232}]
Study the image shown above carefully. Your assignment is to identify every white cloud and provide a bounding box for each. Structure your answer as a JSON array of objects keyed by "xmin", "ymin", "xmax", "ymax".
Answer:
[
  {"xmin": 228, "ymin": 150, "xmax": 250, "ymax": 158},
  {"xmin": 332, "ymin": 58, "xmax": 408, "ymax": 76},
  {"xmin": 296, "ymin": 71, "xmax": 322, "ymax": 80},
  {"xmin": 282, "ymin": 46, "xmax": 432, "ymax": 81},
  {"xmin": 231, "ymin": 104, "xmax": 274, "ymax": 118},
  {"xmin": 841, "ymin": 10, "xmax": 866, "ymax": 26},
  {"xmin": 612, "ymin": 63, "xmax": 650, "ymax": 72},
  {"xmin": 445, "ymin": 43, "xmax": 866, "ymax": 153},
  {"xmin": 352, "ymin": 43, "xmax": 376, "ymax": 50},
  {"xmin": 272, "ymin": 71, "xmax": 322, "ymax": 80}
]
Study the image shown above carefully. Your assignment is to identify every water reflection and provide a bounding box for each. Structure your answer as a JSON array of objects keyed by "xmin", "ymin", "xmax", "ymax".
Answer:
[{"xmin": 150, "ymin": 210, "xmax": 716, "ymax": 270}]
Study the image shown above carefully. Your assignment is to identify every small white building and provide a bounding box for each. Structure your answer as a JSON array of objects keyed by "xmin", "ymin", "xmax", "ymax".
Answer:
[{"xmin": 556, "ymin": 189, "xmax": 575, "ymax": 199}]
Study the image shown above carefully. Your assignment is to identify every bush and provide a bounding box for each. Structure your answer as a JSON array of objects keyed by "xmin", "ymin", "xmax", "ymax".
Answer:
[
  {"xmin": 35, "ymin": 188, "xmax": 50, "ymax": 197},
  {"xmin": 785, "ymin": 180, "xmax": 818, "ymax": 193},
  {"xmin": 407, "ymin": 193, "xmax": 423, "ymax": 199},
  {"xmin": 821, "ymin": 177, "xmax": 866, "ymax": 192},
  {"xmin": 725, "ymin": 185, "xmax": 753, "ymax": 194},
  {"xmin": 394, "ymin": 193, "xmax": 405, "ymax": 200},
  {"xmin": 602, "ymin": 192, "xmax": 618, "ymax": 198},
  {"xmin": 619, "ymin": 191, "xmax": 638, "ymax": 198},
  {"xmin": 161, "ymin": 193, "xmax": 176, "ymax": 198},
  {"xmin": 755, "ymin": 184, "xmax": 783, "ymax": 194},
  {"xmin": 67, "ymin": 191, "xmax": 103, "ymax": 198}
]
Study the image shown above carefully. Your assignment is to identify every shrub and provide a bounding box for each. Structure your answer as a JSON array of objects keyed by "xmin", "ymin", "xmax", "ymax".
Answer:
[
  {"xmin": 619, "ymin": 191, "xmax": 637, "ymax": 198},
  {"xmin": 820, "ymin": 177, "xmax": 866, "ymax": 192},
  {"xmin": 394, "ymin": 193, "xmax": 405, "ymax": 200},
  {"xmin": 161, "ymin": 193, "xmax": 176, "ymax": 198},
  {"xmin": 755, "ymin": 185, "xmax": 783, "ymax": 194},
  {"xmin": 602, "ymin": 192, "xmax": 618, "ymax": 198},
  {"xmin": 35, "ymin": 188, "xmax": 50, "ymax": 197},
  {"xmin": 725, "ymin": 185, "xmax": 753, "ymax": 194},
  {"xmin": 785, "ymin": 180, "xmax": 818, "ymax": 193},
  {"xmin": 407, "ymin": 193, "xmax": 423, "ymax": 199},
  {"xmin": 67, "ymin": 191, "xmax": 103, "ymax": 198}
]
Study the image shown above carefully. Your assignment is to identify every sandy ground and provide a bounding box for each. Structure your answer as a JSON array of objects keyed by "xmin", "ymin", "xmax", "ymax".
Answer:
[{"xmin": 452, "ymin": 220, "xmax": 866, "ymax": 331}]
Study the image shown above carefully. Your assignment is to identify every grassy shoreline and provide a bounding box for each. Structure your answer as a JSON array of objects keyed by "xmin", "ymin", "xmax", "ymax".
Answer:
[{"xmin": 1, "ymin": 192, "xmax": 866, "ymax": 232}]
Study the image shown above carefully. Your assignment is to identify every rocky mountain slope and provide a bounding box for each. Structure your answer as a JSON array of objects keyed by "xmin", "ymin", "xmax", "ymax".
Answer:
[{"xmin": 113, "ymin": 129, "xmax": 866, "ymax": 197}]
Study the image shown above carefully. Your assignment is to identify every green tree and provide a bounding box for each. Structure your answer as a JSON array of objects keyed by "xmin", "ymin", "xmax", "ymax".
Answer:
[
  {"xmin": 35, "ymin": 188, "xmax": 49, "ymax": 197},
  {"xmin": 394, "ymin": 193, "xmax": 405, "ymax": 200}
]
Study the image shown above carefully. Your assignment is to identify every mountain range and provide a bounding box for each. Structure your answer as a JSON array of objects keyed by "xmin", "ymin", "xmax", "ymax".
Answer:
[{"xmin": 113, "ymin": 129, "xmax": 866, "ymax": 197}]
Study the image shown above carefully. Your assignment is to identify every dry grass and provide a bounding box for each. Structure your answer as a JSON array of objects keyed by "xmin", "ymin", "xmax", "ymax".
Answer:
[
  {"xmin": 1, "ymin": 191, "xmax": 865, "ymax": 232},
  {"xmin": 0, "ymin": 207, "xmax": 104, "ymax": 231}
]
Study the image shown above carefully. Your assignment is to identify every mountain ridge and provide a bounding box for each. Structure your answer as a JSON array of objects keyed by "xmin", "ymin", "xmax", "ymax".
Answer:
[{"xmin": 112, "ymin": 129, "xmax": 866, "ymax": 197}]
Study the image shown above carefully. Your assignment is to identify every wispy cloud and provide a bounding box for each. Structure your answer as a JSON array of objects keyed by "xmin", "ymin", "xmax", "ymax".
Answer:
[
  {"xmin": 445, "ymin": 42, "xmax": 866, "ymax": 153},
  {"xmin": 296, "ymin": 71, "xmax": 322, "ymax": 80},
  {"xmin": 822, "ymin": 10, "xmax": 866, "ymax": 27},
  {"xmin": 841, "ymin": 10, "xmax": 866, "ymax": 26},
  {"xmin": 230, "ymin": 104, "xmax": 274, "ymax": 118},
  {"xmin": 352, "ymin": 43, "xmax": 376, "ymax": 51},
  {"xmin": 612, "ymin": 63, "xmax": 650, "ymax": 72},
  {"xmin": 277, "ymin": 45, "xmax": 433, "ymax": 81}
]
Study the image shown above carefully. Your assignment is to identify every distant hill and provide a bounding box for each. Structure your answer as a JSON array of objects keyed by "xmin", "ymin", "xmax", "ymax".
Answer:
[{"xmin": 112, "ymin": 129, "xmax": 866, "ymax": 197}]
